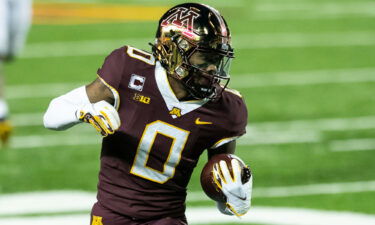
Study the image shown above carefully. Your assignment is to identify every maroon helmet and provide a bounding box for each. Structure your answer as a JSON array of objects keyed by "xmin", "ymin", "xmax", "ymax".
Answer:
[{"xmin": 152, "ymin": 3, "xmax": 234, "ymax": 100}]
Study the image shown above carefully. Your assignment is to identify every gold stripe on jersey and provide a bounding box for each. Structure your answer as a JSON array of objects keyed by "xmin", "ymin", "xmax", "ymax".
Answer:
[
  {"xmin": 224, "ymin": 87, "xmax": 243, "ymax": 98},
  {"xmin": 210, "ymin": 136, "xmax": 239, "ymax": 149},
  {"xmin": 97, "ymin": 75, "xmax": 120, "ymax": 110}
]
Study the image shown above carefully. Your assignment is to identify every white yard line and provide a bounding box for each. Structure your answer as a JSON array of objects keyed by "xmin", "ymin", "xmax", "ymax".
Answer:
[
  {"xmin": 9, "ymin": 132, "xmax": 316, "ymax": 149},
  {"xmin": 2, "ymin": 180, "xmax": 375, "ymax": 214},
  {"xmin": 11, "ymin": 112, "xmax": 375, "ymax": 131},
  {"xmin": 254, "ymin": 181, "xmax": 375, "ymax": 197},
  {"xmin": 21, "ymin": 38, "xmax": 150, "ymax": 58},
  {"xmin": 1, "ymin": 207, "xmax": 373, "ymax": 225},
  {"xmin": 6, "ymin": 82, "xmax": 84, "ymax": 99},
  {"xmin": 238, "ymin": 130, "xmax": 321, "ymax": 145},
  {"xmin": 5, "ymin": 66, "xmax": 375, "ymax": 148},
  {"xmin": 249, "ymin": 116, "xmax": 375, "ymax": 132},
  {"xmin": 234, "ymin": 31, "xmax": 375, "ymax": 49},
  {"xmin": 252, "ymin": 13, "xmax": 375, "ymax": 21},
  {"xmin": 188, "ymin": 207, "xmax": 375, "ymax": 225},
  {"xmin": 188, "ymin": 180, "xmax": 375, "ymax": 201},
  {"xmin": 9, "ymin": 112, "xmax": 43, "ymax": 126},
  {"xmin": 256, "ymin": 2, "xmax": 375, "ymax": 13},
  {"xmin": 240, "ymin": 115, "xmax": 375, "ymax": 146},
  {"xmin": 12, "ymin": 132, "xmax": 375, "ymax": 151},
  {"xmin": 8, "ymin": 113, "xmax": 375, "ymax": 148},
  {"xmin": 20, "ymin": 31, "xmax": 375, "ymax": 58},
  {"xmin": 253, "ymin": 2, "xmax": 375, "ymax": 20},
  {"xmin": 0, "ymin": 191, "xmax": 96, "ymax": 215},
  {"xmin": 231, "ymin": 67, "xmax": 375, "ymax": 88},
  {"xmin": 10, "ymin": 134, "xmax": 100, "ymax": 149},
  {"xmin": 330, "ymin": 138, "xmax": 375, "ymax": 152},
  {"xmin": 1, "ymin": 207, "xmax": 375, "ymax": 225},
  {"xmin": 6, "ymin": 67, "xmax": 375, "ymax": 100},
  {"xmin": 1, "ymin": 186, "xmax": 375, "ymax": 225}
]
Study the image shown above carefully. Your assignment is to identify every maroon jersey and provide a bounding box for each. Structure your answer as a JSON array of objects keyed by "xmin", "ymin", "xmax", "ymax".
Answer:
[{"xmin": 96, "ymin": 46, "xmax": 247, "ymax": 220}]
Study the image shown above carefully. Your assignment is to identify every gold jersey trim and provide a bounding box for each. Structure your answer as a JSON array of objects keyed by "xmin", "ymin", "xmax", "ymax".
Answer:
[
  {"xmin": 210, "ymin": 136, "xmax": 239, "ymax": 149},
  {"xmin": 97, "ymin": 75, "xmax": 120, "ymax": 110}
]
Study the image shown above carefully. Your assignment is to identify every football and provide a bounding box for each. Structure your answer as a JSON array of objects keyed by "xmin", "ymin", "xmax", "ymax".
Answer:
[{"xmin": 200, "ymin": 153, "xmax": 251, "ymax": 202}]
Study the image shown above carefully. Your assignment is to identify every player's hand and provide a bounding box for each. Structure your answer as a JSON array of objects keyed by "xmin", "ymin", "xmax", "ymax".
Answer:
[
  {"xmin": 213, "ymin": 159, "xmax": 252, "ymax": 216},
  {"xmin": 76, "ymin": 100, "xmax": 120, "ymax": 137}
]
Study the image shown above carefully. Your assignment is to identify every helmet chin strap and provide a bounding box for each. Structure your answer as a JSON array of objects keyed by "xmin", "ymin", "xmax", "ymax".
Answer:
[{"xmin": 181, "ymin": 68, "xmax": 217, "ymax": 100}]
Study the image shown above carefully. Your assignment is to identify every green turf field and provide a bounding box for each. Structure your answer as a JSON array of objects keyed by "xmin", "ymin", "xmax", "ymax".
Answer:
[{"xmin": 1, "ymin": 0, "xmax": 374, "ymax": 224}]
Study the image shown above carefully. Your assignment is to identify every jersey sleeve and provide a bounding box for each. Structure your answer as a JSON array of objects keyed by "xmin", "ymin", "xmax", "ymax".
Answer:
[
  {"xmin": 210, "ymin": 91, "xmax": 248, "ymax": 149},
  {"xmin": 97, "ymin": 46, "xmax": 129, "ymax": 91},
  {"xmin": 229, "ymin": 95, "xmax": 248, "ymax": 136}
]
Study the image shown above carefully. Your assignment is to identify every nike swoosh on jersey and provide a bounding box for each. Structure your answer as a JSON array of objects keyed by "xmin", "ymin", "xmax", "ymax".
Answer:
[{"xmin": 195, "ymin": 118, "xmax": 213, "ymax": 125}]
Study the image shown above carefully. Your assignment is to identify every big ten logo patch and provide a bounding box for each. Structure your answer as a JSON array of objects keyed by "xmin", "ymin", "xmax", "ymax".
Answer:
[{"xmin": 133, "ymin": 93, "xmax": 151, "ymax": 104}]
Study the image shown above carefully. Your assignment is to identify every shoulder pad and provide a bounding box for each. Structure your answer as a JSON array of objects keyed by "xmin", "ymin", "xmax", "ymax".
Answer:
[{"xmin": 224, "ymin": 87, "xmax": 242, "ymax": 98}]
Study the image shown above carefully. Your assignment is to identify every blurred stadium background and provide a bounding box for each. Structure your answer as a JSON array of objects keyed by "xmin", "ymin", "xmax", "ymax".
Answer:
[{"xmin": 1, "ymin": 0, "xmax": 375, "ymax": 224}]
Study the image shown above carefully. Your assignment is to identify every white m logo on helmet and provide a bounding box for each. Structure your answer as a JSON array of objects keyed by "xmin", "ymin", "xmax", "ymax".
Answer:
[{"xmin": 161, "ymin": 7, "xmax": 200, "ymax": 31}]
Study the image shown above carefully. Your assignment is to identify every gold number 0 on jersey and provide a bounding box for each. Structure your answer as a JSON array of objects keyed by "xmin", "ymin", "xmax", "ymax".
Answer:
[
  {"xmin": 130, "ymin": 120, "xmax": 190, "ymax": 184},
  {"xmin": 127, "ymin": 46, "xmax": 155, "ymax": 65}
]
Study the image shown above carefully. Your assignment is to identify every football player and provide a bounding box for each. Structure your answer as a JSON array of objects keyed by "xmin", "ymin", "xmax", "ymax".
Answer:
[
  {"xmin": 0, "ymin": 0, "xmax": 33, "ymax": 146},
  {"xmin": 44, "ymin": 3, "xmax": 252, "ymax": 224}
]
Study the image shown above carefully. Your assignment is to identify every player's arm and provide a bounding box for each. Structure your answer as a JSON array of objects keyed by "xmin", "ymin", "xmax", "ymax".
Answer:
[
  {"xmin": 43, "ymin": 78, "xmax": 120, "ymax": 136},
  {"xmin": 207, "ymin": 140, "xmax": 236, "ymax": 158},
  {"xmin": 208, "ymin": 141, "xmax": 253, "ymax": 217}
]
